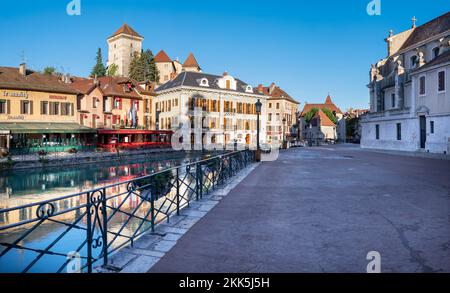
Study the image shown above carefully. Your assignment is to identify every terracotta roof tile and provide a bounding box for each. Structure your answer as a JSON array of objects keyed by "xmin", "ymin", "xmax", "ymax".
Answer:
[
  {"xmin": 183, "ymin": 53, "xmax": 200, "ymax": 68},
  {"xmin": 301, "ymin": 95, "xmax": 342, "ymax": 115},
  {"xmin": 0, "ymin": 66, "xmax": 79, "ymax": 95},
  {"xmin": 315, "ymin": 109, "xmax": 335, "ymax": 126},
  {"xmin": 154, "ymin": 50, "xmax": 172, "ymax": 63},
  {"xmin": 259, "ymin": 84, "xmax": 299, "ymax": 104},
  {"xmin": 110, "ymin": 23, "xmax": 142, "ymax": 39}
]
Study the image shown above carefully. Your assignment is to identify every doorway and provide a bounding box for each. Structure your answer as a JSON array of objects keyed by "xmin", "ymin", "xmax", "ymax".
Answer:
[{"xmin": 419, "ymin": 116, "xmax": 426, "ymax": 149}]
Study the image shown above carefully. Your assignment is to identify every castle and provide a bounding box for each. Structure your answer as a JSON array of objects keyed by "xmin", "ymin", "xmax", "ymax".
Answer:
[{"xmin": 107, "ymin": 23, "xmax": 201, "ymax": 84}]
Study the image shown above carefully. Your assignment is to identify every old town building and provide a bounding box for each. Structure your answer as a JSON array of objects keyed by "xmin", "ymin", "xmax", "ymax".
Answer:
[
  {"xmin": 361, "ymin": 13, "xmax": 450, "ymax": 154},
  {"xmin": 154, "ymin": 50, "xmax": 202, "ymax": 84},
  {"xmin": 0, "ymin": 64, "xmax": 95, "ymax": 153},
  {"xmin": 299, "ymin": 95, "xmax": 345, "ymax": 142},
  {"xmin": 256, "ymin": 83, "xmax": 299, "ymax": 145},
  {"xmin": 107, "ymin": 24, "xmax": 144, "ymax": 78},
  {"xmin": 155, "ymin": 71, "xmax": 267, "ymax": 147}
]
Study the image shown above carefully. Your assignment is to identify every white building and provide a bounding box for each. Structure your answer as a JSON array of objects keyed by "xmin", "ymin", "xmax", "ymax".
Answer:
[
  {"xmin": 361, "ymin": 13, "xmax": 450, "ymax": 154},
  {"xmin": 155, "ymin": 71, "xmax": 267, "ymax": 148}
]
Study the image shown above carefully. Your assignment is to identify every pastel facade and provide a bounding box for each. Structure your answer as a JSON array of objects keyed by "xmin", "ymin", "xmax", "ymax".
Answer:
[
  {"xmin": 257, "ymin": 83, "xmax": 299, "ymax": 144},
  {"xmin": 155, "ymin": 71, "xmax": 267, "ymax": 147},
  {"xmin": 0, "ymin": 64, "xmax": 95, "ymax": 152},
  {"xmin": 361, "ymin": 12, "xmax": 450, "ymax": 154}
]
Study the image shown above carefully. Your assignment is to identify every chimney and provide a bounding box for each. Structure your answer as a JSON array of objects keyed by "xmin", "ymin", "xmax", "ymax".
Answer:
[
  {"xmin": 257, "ymin": 84, "xmax": 264, "ymax": 94},
  {"xmin": 269, "ymin": 82, "xmax": 276, "ymax": 94},
  {"xmin": 19, "ymin": 63, "xmax": 26, "ymax": 76},
  {"xmin": 223, "ymin": 71, "xmax": 228, "ymax": 76},
  {"xmin": 94, "ymin": 74, "xmax": 98, "ymax": 85}
]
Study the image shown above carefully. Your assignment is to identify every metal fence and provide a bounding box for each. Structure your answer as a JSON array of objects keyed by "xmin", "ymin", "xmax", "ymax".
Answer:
[{"xmin": 0, "ymin": 150, "xmax": 255, "ymax": 273}]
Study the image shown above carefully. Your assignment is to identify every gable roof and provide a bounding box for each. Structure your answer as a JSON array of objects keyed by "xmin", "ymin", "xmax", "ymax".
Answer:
[
  {"xmin": 301, "ymin": 95, "xmax": 342, "ymax": 115},
  {"xmin": 183, "ymin": 53, "xmax": 200, "ymax": 68},
  {"xmin": 400, "ymin": 12, "xmax": 450, "ymax": 51},
  {"xmin": 69, "ymin": 78, "xmax": 100, "ymax": 95},
  {"xmin": 156, "ymin": 71, "xmax": 264, "ymax": 96},
  {"xmin": 315, "ymin": 109, "xmax": 335, "ymax": 126},
  {"xmin": 0, "ymin": 66, "xmax": 79, "ymax": 95},
  {"xmin": 109, "ymin": 23, "xmax": 143, "ymax": 39},
  {"xmin": 154, "ymin": 50, "xmax": 172, "ymax": 63},
  {"xmin": 259, "ymin": 84, "xmax": 299, "ymax": 104}
]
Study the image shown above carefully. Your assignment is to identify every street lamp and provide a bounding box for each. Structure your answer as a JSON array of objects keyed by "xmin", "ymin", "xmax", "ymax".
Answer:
[
  {"xmin": 255, "ymin": 99, "xmax": 262, "ymax": 161},
  {"xmin": 282, "ymin": 117, "xmax": 287, "ymax": 149}
]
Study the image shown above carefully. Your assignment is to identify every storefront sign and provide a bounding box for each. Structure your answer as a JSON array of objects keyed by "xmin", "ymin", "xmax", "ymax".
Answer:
[
  {"xmin": 7, "ymin": 115, "xmax": 25, "ymax": 120},
  {"xmin": 49, "ymin": 95, "xmax": 67, "ymax": 100},
  {"xmin": 3, "ymin": 91, "xmax": 28, "ymax": 98}
]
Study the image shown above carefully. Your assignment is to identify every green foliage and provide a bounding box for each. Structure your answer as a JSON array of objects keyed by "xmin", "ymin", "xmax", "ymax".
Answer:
[
  {"xmin": 128, "ymin": 49, "xmax": 159, "ymax": 82},
  {"xmin": 91, "ymin": 48, "xmax": 106, "ymax": 77},
  {"xmin": 138, "ymin": 170, "xmax": 174, "ymax": 199},
  {"xmin": 304, "ymin": 108, "xmax": 319, "ymax": 124},
  {"xmin": 42, "ymin": 66, "xmax": 57, "ymax": 75},
  {"xmin": 107, "ymin": 63, "xmax": 119, "ymax": 76},
  {"xmin": 322, "ymin": 107, "xmax": 337, "ymax": 124}
]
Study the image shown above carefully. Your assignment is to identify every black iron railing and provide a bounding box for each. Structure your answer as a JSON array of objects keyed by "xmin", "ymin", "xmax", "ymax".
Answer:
[{"xmin": 0, "ymin": 150, "xmax": 255, "ymax": 273}]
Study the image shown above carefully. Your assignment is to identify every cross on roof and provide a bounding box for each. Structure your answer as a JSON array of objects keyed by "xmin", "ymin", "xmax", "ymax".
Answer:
[{"xmin": 412, "ymin": 16, "xmax": 417, "ymax": 28}]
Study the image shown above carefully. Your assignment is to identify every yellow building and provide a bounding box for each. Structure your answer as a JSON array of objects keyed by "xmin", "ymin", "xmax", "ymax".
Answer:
[
  {"xmin": 0, "ymin": 64, "xmax": 95, "ymax": 153},
  {"xmin": 257, "ymin": 83, "xmax": 299, "ymax": 145}
]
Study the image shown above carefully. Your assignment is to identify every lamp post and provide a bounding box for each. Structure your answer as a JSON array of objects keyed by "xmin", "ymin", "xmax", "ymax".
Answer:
[
  {"xmin": 282, "ymin": 117, "xmax": 287, "ymax": 149},
  {"xmin": 255, "ymin": 99, "xmax": 262, "ymax": 161}
]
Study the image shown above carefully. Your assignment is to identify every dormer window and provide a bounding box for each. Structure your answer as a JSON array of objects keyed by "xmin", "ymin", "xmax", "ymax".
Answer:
[
  {"xmin": 245, "ymin": 85, "xmax": 253, "ymax": 93},
  {"xmin": 432, "ymin": 47, "xmax": 440, "ymax": 59},
  {"xmin": 199, "ymin": 78, "xmax": 209, "ymax": 87}
]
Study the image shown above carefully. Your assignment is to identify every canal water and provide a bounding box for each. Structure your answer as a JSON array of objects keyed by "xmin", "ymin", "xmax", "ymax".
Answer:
[{"xmin": 0, "ymin": 151, "xmax": 217, "ymax": 273}]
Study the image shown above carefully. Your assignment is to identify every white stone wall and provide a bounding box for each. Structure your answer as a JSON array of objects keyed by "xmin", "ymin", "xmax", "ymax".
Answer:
[
  {"xmin": 425, "ymin": 115, "xmax": 450, "ymax": 154},
  {"xmin": 361, "ymin": 117, "xmax": 419, "ymax": 151},
  {"xmin": 107, "ymin": 35, "xmax": 143, "ymax": 77}
]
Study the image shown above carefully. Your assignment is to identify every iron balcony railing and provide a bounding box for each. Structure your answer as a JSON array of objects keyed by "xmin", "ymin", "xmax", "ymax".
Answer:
[{"xmin": 0, "ymin": 150, "xmax": 255, "ymax": 273}]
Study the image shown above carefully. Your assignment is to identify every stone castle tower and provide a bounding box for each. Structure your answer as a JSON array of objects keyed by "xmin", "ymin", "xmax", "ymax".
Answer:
[{"xmin": 107, "ymin": 24, "xmax": 143, "ymax": 77}]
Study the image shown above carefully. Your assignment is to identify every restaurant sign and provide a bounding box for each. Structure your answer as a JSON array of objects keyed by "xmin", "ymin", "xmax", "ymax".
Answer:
[{"xmin": 3, "ymin": 91, "xmax": 28, "ymax": 98}]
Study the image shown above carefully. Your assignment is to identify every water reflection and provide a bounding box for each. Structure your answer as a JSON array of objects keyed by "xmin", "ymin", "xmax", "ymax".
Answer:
[{"xmin": 0, "ymin": 151, "xmax": 217, "ymax": 273}]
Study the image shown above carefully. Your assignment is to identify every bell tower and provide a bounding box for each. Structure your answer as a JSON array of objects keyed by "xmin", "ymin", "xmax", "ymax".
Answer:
[{"xmin": 107, "ymin": 23, "xmax": 143, "ymax": 77}]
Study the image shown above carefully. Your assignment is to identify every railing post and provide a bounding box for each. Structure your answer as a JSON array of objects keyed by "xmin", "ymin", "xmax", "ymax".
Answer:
[
  {"xmin": 101, "ymin": 188, "xmax": 108, "ymax": 267},
  {"xmin": 195, "ymin": 163, "xmax": 200, "ymax": 201},
  {"xmin": 198, "ymin": 163, "xmax": 203, "ymax": 199},
  {"xmin": 86, "ymin": 192, "xmax": 93, "ymax": 273},
  {"xmin": 150, "ymin": 191, "xmax": 155, "ymax": 233},
  {"xmin": 176, "ymin": 168, "xmax": 181, "ymax": 215}
]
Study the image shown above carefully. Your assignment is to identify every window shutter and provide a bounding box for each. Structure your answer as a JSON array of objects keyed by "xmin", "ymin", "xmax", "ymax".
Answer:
[
  {"xmin": 71, "ymin": 103, "xmax": 74, "ymax": 116},
  {"xmin": 6, "ymin": 100, "xmax": 11, "ymax": 114},
  {"xmin": 29, "ymin": 101, "xmax": 33, "ymax": 115},
  {"xmin": 119, "ymin": 99, "xmax": 122, "ymax": 110}
]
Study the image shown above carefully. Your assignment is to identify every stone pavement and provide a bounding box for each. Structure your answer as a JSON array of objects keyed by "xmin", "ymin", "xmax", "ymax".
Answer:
[
  {"xmin": 147, "ymin": 145, "xmax": 450, "ymax": 273},
  {"xmin": 95, "ymin": 163, "xmax": 258, "ymax": 273}
]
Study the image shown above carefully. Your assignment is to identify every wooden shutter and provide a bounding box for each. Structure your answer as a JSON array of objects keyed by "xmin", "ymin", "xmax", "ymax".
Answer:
[
  {"xmin": 6, "ymin": 100, "xmax": 10, "ymax": 114},
  {"xmin": 29, "ymin": 101, "xmax": 33, "ymax": 114}
]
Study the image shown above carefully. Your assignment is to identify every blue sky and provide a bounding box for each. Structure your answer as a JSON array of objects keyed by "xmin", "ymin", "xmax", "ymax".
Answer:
[{"xmin": 0, "ymin": 0, "xmax": 448, "ymax": 110}]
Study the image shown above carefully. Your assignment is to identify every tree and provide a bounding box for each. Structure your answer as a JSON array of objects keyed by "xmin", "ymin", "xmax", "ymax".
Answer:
[
  {"xmin": 304, "ymin": 107, "xmax": 319, "ymax": 124},
  {"xmin": 128, "ymin": 49, "xmax": 159, "ymax": 82},
  {"xmin": 322, "ymin": 107, "xmax": 337, "ymax": 124},
  {"xmin": 42, "ymin": 66, "xmax": 56, "ymax": 75},
  {"xmin": 107, "ymin": 63, "xmax": 119, "ymax": 76},
  {"xmin": 91, "ymin": 48, "xmax": 106, "ymax": 77}
]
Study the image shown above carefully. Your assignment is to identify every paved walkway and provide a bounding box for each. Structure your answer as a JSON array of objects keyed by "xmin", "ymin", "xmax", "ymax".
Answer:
[{"xmin": 149, "ymin": 145, "xmax": 450, "ymax": 273}]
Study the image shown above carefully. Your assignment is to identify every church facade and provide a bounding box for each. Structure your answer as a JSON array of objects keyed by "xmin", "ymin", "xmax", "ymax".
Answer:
[{"xmin": 361, "ymin": 13, "xmax": 450, "ymax": 154}]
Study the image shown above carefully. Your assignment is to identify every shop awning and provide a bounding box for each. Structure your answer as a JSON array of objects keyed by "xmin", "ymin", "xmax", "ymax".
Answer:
[{"xmin": 0, "ymin": 122, "xmax": 96, "ymax": 134}]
